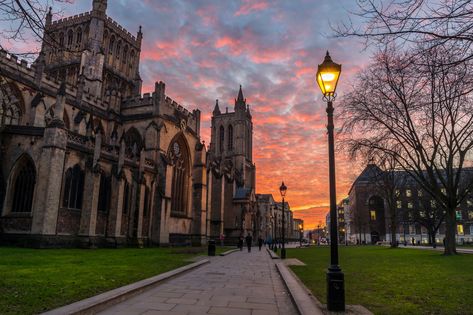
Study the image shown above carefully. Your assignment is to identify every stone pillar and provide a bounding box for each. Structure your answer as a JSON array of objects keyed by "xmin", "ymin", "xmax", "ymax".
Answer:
[
  {"xmin": 191, "ymin": 145, "xmax": 207, "ymax": 245},
  {"xmin": 219, "ymin": 176, "xmax": 225, "ymax": 236},
  {"xmin": 206, "ymin": 171, "xmax": 212, "ymax": 238},
  {"xmin": 79, "ymin": 167, "xmax": 100, "ymax": 236},
  {"xmin": 128, "ymin": 173, "xmax": 139, "ymax": 238},
  {"xmin": 136, "ymin": 181, "xmax": 145, "ymax": 238},
  {"xmin": 31, "ymin": 127, "xmax": 67, "ymax": 235},
  {"xmin": 107, "ymin": 173, "xmax": 124, "ymax": 237},
  {"xmin": 158, "ymin": 164, "xmax": 173, "ymax": 245}
]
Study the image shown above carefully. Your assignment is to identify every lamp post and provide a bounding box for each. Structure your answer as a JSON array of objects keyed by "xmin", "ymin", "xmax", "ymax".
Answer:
[
  {"xmin": 280, "ymin": 182, "xmax": 287, "ymax": 259},
  {"xmin": 299, "ymin": 224, "xmax": 303, "ymax": 247},
  {"xmin": 316, "ymin": 51, "xmax": 345, "ymax": 311}
]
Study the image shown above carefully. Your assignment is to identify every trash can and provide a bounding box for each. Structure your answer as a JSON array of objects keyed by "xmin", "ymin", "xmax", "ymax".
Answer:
[{"xmin": 208, "ymin": 239, "xmax": 216, "ymax": 256}]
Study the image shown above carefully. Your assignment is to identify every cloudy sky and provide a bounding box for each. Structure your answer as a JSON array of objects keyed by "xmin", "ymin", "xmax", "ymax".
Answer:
[{"xmin": 5, "ymin": 0, "xmax": 374, "ymax": 228}]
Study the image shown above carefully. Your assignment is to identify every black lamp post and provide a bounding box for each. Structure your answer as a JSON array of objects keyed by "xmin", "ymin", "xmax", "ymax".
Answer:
[
  {"xmin": 280, "ymin": 181, "xmax": 287, "ymax": 259},
  {"xmin": 316, "ymin": 51, "xmax": 345, "ymax": 312}
]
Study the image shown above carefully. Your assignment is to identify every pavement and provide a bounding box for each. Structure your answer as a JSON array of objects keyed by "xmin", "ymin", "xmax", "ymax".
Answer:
[{"xmin": 97, "ymin": 246, "xmax": 299, "ymax": 315}]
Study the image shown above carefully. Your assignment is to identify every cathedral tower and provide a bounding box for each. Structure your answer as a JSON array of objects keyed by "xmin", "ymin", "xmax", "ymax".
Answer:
[{"xmin": 208, "ymin": 86, "xmax": 256, "ymax": 241}]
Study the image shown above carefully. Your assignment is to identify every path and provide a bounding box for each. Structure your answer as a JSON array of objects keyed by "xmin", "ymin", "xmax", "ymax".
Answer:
[
  {"xmin": 400, "ymin": 244, "xmax": 473, "ymax": 254},
  {"xmin": 98, "ymin": 247, "xmax": 298, "ymax": 315}
]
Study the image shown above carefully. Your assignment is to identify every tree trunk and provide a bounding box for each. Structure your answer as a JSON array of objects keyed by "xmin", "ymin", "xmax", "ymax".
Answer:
[
  {"xmin": 444, "ymin": 209, "xmax": 457, "ymax": 255},
  {"xmin": 431, "ymin": 231, "xmax": 437, "ymax": 248},
  {"xmin": 390, "ymin": 220, "xmax": 398, "ymax": 248}
]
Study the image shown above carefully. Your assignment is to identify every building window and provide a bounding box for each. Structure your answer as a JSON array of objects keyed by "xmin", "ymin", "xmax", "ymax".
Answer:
[
  {"xmin": 370, "ymin": 210, "xmax": 376, "ymax": 221},
  {"xmin": 62, "ymin": 165, "xmax": 85, "ymax": 209},
  {"xmin": 456, "ymin": 210, "xmax": 462, "ymax": 220},
  {"xmin": 122, "ymin": 179, "xmax": 130, "ymax": 214},
  {"xmin": 67, "ymin": 29, "xmax": 73, "ymax": 47},
  {"xmin": 467, "ymin": 200, "xmax": 473, "ymax": 207},
  {"xmin": 441, "ymin": 188, "xmax": 447, "ymax": 195},
  {"xmin": 468, "ymin": 211, "xmax": 473, "ymax": 220},
  {"xmin": 11, "ymin": 157, "xmax": 36, "ymax": 213},
  {"xmin": 395, "ymin": 189, "xmax": 400, "ymax": 197},
  {"xmin": 406, "ymin": 189, "xmax": 412, "ymax": 197},
  {"xmin": 143, "ymin": 186, "xmax": 150, "ymax": 217},
  {"xmin": 407, "ymin": 202, "xmax": 413, "ymax": 209},
  {"xmin": 417, "ymin": 189, "xmax": 423, "ymax": 197},
  {"xmin": 219, "ymin": 125, "xmax": 224, "ymax": 153},
  {"xmin": 228, "ymin": 125, "xmax": 233, "ymax": 151},
  {"xmin": 97, "ymin": 174, "xmax": 111, "ymax": 212},
  {"xmin": 76, "ymin": 27, "xmax": 82, "ymax": 45},
  {"xmin": 123, "ymin": 45, "xmax": 128, "ymax": 64},
  {"xmin": 170, "ymin": 136, "xmax": 189, "ymax": 214},
  {"xmin": 59, "ymin": 32, "xmax": 64, "ymax": 47},
  {"xmin": 397, "ymin": 200, "xmax": 402, "ymax": 209},
  {"xmin": 116, "ymin": 40, "xmax": 121, "ymax": 59},
  {"xmin": 457, "ymin": 224, "xmax": 464, "ymax": 235},
  {"xmin": 431, "ymin": 200, "xmax": 437, "ymax": 208},
  {"xmin": 109, "ymin": 36, "xmax": 115, "ymax": 55},
  {"xmin": 470, "ymin": 225, "xmax": 473, "ymax": 235}
]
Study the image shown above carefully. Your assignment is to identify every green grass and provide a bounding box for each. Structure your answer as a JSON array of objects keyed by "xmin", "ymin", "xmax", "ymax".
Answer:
[
  {"xmin": 0, "ymin": 246, "xmax": 229, "ymax": 315},
  {"xmin": 288, "ymin": 246, "xmax": 473, "ymax": 315}
]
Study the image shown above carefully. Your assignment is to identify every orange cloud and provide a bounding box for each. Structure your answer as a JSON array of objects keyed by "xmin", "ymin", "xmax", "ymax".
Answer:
[{"xmin": 235, "ymin": 0, "xmax": 270, "ymax": 16}]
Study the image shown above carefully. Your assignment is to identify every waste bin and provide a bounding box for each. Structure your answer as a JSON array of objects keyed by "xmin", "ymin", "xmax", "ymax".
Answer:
[{"xmin": 208, "ymin": 239, "xmax": 216, "ymax": 256}]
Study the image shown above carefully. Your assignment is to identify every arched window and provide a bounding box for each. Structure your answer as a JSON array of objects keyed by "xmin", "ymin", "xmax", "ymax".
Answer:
[
  {"xmin": 67, "ymin": 29, "xmax": 73, "ymax": 47},
  {"xmin": 123, "ymin": 128, "xmax": 143, "ymax": 158},
  {"xmin": 0, "ymin": 80, "xmax": 23, "ymax": 126},
  {"xmin": 76, "ymin": 27, "xmax": 82, "ymax": 45},
  {"xmin": 123, "ymin": 45, "xmax": 128, "ymax": 64},
  {"xmin": 97, "ymin": 173, "xmax": 111, "ymax": 212},
  {"xmin": 109, "ymin": 35, "xmax": 115, "ymax": 56},
  {"xmin": 228, "ymin": 125, "xmax": 233, "ymax": 151},
  {"xmin": 59, "ymin": 32, "xmax": 64, "ymax": 47},
  {"xmin": 116, "ymin": 40, "xmax": 121, "ymax": 59},
  {"xmin": 122, "ymin": 179, "xmax": 130, "ymax": 214},
  {"xmin": 219, "ymin": 125, "xmax": 224, "ymax": 153},
  {"xmin": 169, "ymin": 135, "xmax": 190, "ymax": 215},
  {"xmin": 143, "ymin": 186, "xmax": 150, "ymax": 217},
  {"xmin": 11, "ymin": 156, "xmax": 36, "ymax": 213},
  {"xmin": 62, "ymin": 164, "xmax": 85, "ymax": 209}
]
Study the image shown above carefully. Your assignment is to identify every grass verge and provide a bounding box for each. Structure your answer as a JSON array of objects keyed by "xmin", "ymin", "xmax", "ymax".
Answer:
[
  {"xmin": 0, "ymin": 246, "xmax": 227, "ymax": 315},
  {"xmin": 288, "ymin": 246, "xmax": 473, "ymax": 315}
]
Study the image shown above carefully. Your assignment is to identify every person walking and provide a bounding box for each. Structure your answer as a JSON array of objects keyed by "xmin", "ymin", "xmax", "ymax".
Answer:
[
  {"xmin": 258, "ymin": 237, "xmax": 263, "ymax": 251},
  {"xmin": 238, "ymin": 236, "xmax": 244, "ymax": 251},
  {"xmin": 245, "ymin": 233, "xmax": 252, "ymax": 253}
]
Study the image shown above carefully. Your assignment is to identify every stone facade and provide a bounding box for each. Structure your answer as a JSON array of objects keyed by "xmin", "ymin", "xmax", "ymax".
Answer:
[{"xmin": 0, "ymin": 0, "xmax": 207, "ymax": 247}]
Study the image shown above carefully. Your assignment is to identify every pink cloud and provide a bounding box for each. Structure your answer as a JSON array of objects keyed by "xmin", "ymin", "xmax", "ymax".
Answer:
[{"xmin": 235, "ymin": 0, "xmax": 270, "ymax": 16}]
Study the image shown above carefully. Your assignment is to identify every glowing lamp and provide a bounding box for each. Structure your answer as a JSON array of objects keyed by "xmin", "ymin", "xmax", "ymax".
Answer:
[
  {"xmin": 279, "ymin": 181, "xmax": 287, "ymax": 197},
  {"xmin": 316, "ymin": 51, "xmax": 341, "ymax": 97}
]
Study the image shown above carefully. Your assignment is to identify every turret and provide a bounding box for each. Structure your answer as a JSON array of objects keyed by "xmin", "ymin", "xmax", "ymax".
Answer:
[
  {"xmin": 92, "ymin": 0, "xmax": 107, "ymax": 15},
  {"xmin": 213, "ymin": 99, "xmax": 221, "ymax": 115},
  {"xmin": 235, "ymin": 85, "xmax": 246, "ymax": 112}
]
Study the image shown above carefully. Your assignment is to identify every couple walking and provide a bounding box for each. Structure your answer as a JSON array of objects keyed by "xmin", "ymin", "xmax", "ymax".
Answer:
[{"xmin": 239, "ymin": 234, "xmax": 264, "ymax": 252}]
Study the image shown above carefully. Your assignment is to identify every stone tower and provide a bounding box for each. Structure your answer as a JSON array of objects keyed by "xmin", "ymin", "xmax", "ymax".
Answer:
[
  {"xmin": 38, "ymin": 0, "xmax": 143, "ymax": 100},
  {"xmin": 207, "ymin": 86, "xmax": 256, "ymax": 241}
]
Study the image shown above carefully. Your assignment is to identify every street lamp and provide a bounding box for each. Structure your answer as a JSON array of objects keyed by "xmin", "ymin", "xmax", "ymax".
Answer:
[
  {"xmin": 280, "ymin": 181, "xmax": 287, "ymax": 259},
  {"xmin": 299, "ymin": 224, "xmax": 303, "ymax": 247},
  {"xmin": 316, "ymin": 51, "xmax": 345, "ymax": 312}
]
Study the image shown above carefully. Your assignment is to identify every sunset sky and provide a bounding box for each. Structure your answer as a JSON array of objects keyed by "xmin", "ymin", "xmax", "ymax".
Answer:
[{"xmin": 4, "ymin": 0, "xmax": 374, "ymax": 229}]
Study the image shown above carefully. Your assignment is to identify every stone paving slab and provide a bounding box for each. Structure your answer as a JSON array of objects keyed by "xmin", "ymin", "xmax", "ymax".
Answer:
[{"xmin": 98, "ymin": 247, "xmax": 298, "ymax": 315}]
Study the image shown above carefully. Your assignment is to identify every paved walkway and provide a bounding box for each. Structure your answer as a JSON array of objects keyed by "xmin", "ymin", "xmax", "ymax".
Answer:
[
  {"xmin": 98, "ymin": 247, "xmax": 298, "ymax": 315},
  {"xmin": 401, "ymin": 244, "xmax": 473, "ymax": 254}
]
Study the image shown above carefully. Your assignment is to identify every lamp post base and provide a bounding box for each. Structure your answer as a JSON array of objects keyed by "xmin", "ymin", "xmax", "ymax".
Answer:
[
  {"xmin": 326, "ymin": 265, "xmax": 345, "ymax": 311},
  {"xmin": 281, "ymin": 248, "xmax": 286, "ymax": 259}
]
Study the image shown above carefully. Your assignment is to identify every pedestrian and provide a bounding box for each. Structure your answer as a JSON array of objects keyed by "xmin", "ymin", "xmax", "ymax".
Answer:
[
  {"xmin": 411, "ymin": 237, "xmax": 415, "ymax": 246},
  {"xmin": 245, "ymin": 233, "xmax": 252, "ymax": 252},
  {"xmin": 238, "ymin": 236, "xmax": 244, "ymax": 251},
  {"xmin": 258, "ymin": 237, "xmax": 263, "ymax": 251}
]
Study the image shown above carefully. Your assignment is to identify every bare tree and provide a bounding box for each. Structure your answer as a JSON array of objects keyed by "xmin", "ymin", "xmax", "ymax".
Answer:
[
  {"xmin": 340, "ymin": 44, "xmax": 473, "ymax": 255},
  {"xmin": 335, "ymin": 0, "xmax": 473, "ymax": 64},
  {"xmin": 0, "ymin": 0, "xmax": 71, "ymax": 57}
]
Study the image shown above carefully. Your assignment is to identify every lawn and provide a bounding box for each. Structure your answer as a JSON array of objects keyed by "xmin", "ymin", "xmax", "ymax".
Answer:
[
  {"xmin": 0, "ymin": 246, "xmax": 229, "ymax": 315},
  {"xmin": 288, "ymin": 246, "xmax": 473, "ymax": 315}
]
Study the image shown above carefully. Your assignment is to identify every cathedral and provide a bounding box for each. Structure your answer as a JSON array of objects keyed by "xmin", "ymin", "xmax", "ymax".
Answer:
[{"xmin": 0, "ymin": 0, "xmax": 260, "ymax": 247}]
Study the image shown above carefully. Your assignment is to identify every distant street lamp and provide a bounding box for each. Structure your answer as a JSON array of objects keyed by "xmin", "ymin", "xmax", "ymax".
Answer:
[
  {"xmin": 316, "ymin": 51, "xmax": 345, "ymax": 312},
  {"xmin": 299, "ymin": 224, "xmax": 304, "ymax": 247},
  {"xmin": 280, "ymin": 182, "xmax": 287, "ymax": 259}
]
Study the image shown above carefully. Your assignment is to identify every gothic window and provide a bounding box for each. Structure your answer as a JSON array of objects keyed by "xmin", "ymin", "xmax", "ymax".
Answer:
[
  {"xmin": 228, "ymin": 125, "xmax": 233, "ymax": 151},
  {"xmin": 116, "ymin": 40, "xmax": 121, "ymax": 59},
  {"xmin": 109, "ymin": 35, "xmax": 115, "ymax": 55},
  {"xmin": 169, "ymin": 136, "xmax": 190, "ymax": 215},
  {"xmin": 62, "ymin": 164, "xmax": 85, "ymax": 210},
  {"xmin": 97, "ymin": 174, "xmax": 111, "ymax": 212},
  {"xmin": 59, "ymin": 32, "xmax": 64, "ymax": 47},
  {"xmin": 76, "ymin": 27, "xmax": 82, "ymax": 45},
  {"xmin": 143, "ymin": 186, "xmax": 150, "ymax": 217},
  {"xmin": 10, "ymin": 156, "xmax": 36, "ymax": 213},
  {"xmin": 123, "ymin": 45, "xmax": 128, "ymax": 64},
  {"xmin": 0, "ymin": 81, "xmax": 23, "ymax": 126},
  {"xmin": 67, "ymin": 29, "xmax": 73, "ymax": 47},
  {"xmin": 219, "ymin": 125, "xmax": 224, "ymax": 153},
  {"xmin": 123, "ymin": 128, "xmax": 143, "ymax": 158},
  {"xmin": 122, "ymin": 179, "xmax": 130, "ymax": 214}
]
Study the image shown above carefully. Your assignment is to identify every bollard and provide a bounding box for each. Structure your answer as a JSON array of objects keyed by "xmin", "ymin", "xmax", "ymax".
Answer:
[{"xmin": 208, "ymin": 239, "xmax": 216, "ymax": 256}]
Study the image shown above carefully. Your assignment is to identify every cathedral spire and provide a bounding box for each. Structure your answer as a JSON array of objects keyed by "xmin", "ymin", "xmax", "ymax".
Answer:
[
  {"xmin": 45, "ymin": 7, "xmax": 52, "ymax": 26},
  {"xmin": 235, "ymin": 85, "xmax": 246, "ymax": 112},
  {"xmin": 213, "ymin": 99, "xmax": 221, "ymax": 115}
]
